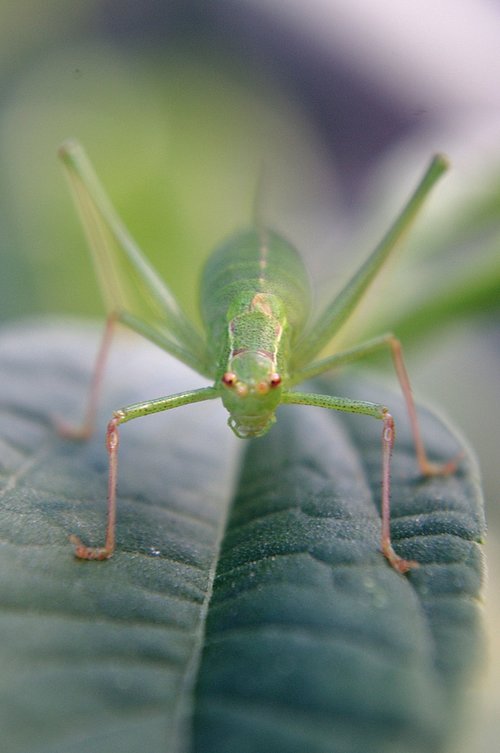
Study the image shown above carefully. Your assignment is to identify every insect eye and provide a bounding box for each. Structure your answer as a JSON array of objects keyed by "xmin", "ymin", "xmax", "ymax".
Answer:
[
  {"xmin": 270, "ymin": 373, "xmax": 281, "ymax": 387},
  {"xmin": 222, "ymin": 372, "xmax": 237, "ymax": 387}
]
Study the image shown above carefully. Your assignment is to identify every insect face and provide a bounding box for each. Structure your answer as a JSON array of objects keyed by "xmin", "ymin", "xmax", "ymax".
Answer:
[{"xmin": 220, "ymin": 352, "xmax": 282, "ymax": 438}]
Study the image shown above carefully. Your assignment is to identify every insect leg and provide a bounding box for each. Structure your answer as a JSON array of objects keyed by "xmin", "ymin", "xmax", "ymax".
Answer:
[
  {"xmin": 294, "ymin": 155, "xmax": 449, "ymax": 366},
  {"xmin": 386, "ymin": 335, "xmax": 462, "ymax": 475},
  {"xmin": 281, "ymin": 389, "xmax": 418, "ymax": 573},
  {"xmin": 291, "ymin": 332, "xmax": 462, "ymax": 476},
  {"xmin": 70, "ymin": 385, "xmax": 219, "ymax": 560},
  {"xmin": 70, "ymin": 411, "xmax": 121, "ymax": 560},
  {"xmin": 55, "ymin": 313, "xmax": 118, "ymax": 440}
]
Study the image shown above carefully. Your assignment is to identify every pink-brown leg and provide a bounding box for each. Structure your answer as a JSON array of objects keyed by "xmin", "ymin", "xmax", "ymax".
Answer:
[
  {"xmin": 67, "ymin": 386, "xmax": 219, "ymax": 561},
  {"xmin": 288, "ymin": 335, "xmax": 462, "ymax": 572},
  {"xmin": 69, "ymin": 413, "xmax": 121, "ymax": 560},
  {"xmin": 389, "ymin": 336, "xmax": 462, "ymax": 476},
  {"xmin": 380, "ymin": 410, "xmax": 419, "ymax": 573},
  {"xmin": 56, "ymin": 313, "xmax": 118, "ymax": 440}
]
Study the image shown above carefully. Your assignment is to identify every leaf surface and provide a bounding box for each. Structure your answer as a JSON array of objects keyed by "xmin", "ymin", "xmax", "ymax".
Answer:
[{"xmin": 0, "ymin": 322, "xmax": 485, "ymax": 753}]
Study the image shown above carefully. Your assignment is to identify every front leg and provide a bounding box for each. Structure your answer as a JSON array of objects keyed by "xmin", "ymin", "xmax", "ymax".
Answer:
[
  {"xmin": 70, "ymin": 386, "xmax": 219, "ymax": 560},
  {"xmin": 69, "ymin": 413, "xmax": 121, "ymax": 560},
  {"xmin": 281, "ymin": 390, "xmax": 418, "ymax": 573},
  {"xmin": 378, "ymin": 410, "xmax": 418, "ymax": 573}
]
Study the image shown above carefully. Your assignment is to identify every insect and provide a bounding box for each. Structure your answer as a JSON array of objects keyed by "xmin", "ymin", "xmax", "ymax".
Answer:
[{"xmin": 58, "ymin": 140, "xmax": 460, "ymax": 573}]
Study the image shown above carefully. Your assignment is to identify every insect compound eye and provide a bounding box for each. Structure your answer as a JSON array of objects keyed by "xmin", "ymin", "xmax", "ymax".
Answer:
[
  {"xmin": 269, "ymin": 373, "xmax": 281, "ymax": 388},
  {"xmin": 222, "ymin": 371, "xmax": 237, "ymax": 387}
]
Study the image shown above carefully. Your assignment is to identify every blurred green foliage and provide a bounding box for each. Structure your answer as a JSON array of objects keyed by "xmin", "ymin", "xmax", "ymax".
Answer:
[
  {"xmin": 0, "ymin": 2, "xmax": 341, "ymax": 327},
  {"xmin": 1, "ymin": 1, "xmax": 499, "ymax": 340}
]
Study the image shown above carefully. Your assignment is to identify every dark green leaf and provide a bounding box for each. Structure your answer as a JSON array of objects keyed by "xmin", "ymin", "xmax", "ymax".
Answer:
[{"xmin": 0, "ymin": 322, "xmax": 485, "ymax": 753}]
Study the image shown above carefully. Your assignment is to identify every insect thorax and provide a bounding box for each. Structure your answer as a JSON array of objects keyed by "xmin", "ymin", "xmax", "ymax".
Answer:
[
  {"xmin": 217, "ymin": 292, "xmax": 289, "ymax": 438},
  {"xmin": 200, "ymin": 227, "xmax": 311, "ymax": 351}
]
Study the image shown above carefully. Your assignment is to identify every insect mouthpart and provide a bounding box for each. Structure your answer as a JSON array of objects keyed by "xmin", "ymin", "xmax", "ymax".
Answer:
[{"xmin": 228, "ymin": 414, "xmax": 276, "ymax": 439}]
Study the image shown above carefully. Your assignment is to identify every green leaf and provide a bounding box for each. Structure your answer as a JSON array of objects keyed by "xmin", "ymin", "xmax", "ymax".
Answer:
[{"xmin": 0, "ymin": 322, "xmax": 485, "ymax": 753}]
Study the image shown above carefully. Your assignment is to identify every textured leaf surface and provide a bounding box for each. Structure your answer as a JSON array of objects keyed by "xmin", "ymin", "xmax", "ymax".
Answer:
[{"xmin": 0, "ymin": 322, "xmax": 485, "ymax": 753}]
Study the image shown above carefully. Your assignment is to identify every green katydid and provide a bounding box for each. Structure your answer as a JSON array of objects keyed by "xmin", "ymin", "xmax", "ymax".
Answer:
[{"xmin": 58, "ymin": 140, "xmax": 460, "ymax": 573}]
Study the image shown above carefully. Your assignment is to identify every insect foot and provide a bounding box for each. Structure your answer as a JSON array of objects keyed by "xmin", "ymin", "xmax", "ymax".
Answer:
[
  {"xmin": 420, "ymin": 451, "xmax": 465, "ymax": 478},
  {"xmin": 52, "ymin": 415, "xmax": 93, "ymax": 441},
  {"xmin": 381, "ymin": 540, "xmax": 419, "ymax": 574},
  {"xmin": 69, "ymin": 534, "xmax": 114, "ymax": 561}
]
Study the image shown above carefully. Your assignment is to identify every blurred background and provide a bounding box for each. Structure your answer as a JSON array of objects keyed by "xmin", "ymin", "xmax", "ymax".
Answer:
[{"xmin": 0, "ymin": 2, "xmax": 499, "ymax": 750}]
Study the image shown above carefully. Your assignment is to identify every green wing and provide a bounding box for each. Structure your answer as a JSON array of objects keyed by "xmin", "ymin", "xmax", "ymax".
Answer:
[{"xmin": 59, "ymin": 140, "xmax": 210, "ymax": 377}]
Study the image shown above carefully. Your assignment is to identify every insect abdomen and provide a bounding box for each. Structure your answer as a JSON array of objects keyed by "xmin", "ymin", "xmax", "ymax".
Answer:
[{"xmin": 200, "ymin": 228, "xmax": 311, "ymax": 344}]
